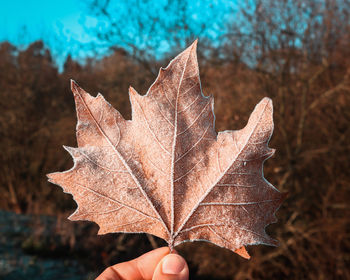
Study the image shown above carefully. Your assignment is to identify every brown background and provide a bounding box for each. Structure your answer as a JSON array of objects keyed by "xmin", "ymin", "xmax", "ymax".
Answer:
[{"xmin": 1, "ymin": 0, "xmax": 349, "ymax": 279}]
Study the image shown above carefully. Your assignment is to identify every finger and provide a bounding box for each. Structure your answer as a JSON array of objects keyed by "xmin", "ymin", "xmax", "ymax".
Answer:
[
  {"xmin": 96, "ymin": 247, "xmax": 170, "ymax": 280},
  {"xmin": 152, "ymin": 253, "xmax": 189, "ymax": 280}
]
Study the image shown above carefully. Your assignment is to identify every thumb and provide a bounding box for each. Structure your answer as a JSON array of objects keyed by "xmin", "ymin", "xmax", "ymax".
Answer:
[{"xmin": 152, "ymin": 253, "xmax": 189, "ymax": 280}]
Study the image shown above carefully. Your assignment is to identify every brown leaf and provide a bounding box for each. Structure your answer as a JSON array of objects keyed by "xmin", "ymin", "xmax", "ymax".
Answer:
[{"xmin": 47, "ymin": 41, "xmax": 285, "ymax": 259}]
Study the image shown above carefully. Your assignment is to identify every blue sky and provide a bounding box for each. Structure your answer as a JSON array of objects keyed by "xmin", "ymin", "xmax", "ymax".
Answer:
[
  {"xmin": 0, "ymin": 0, "xmax": 99, "ymax": 66},
  {"xmin": 0, "ymin": 0, "xmax": 237, "ymax": 68}
]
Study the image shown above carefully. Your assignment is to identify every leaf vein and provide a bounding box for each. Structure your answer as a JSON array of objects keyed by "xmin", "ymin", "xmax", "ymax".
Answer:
[
  {"xmin": 177, "ymin": 97, "xmax": 211, "ymax": 136},
  {"xmin": 74, "ymin": 183, "xmax": 159, "ymax": 221}
]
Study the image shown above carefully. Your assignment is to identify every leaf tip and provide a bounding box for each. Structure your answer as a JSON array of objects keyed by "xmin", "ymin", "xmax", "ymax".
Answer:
[
  {"xmin": 188, "ymin": 39, "xmax": 198, "ymax": 56},
  {"xmin": 258, "ymin": 97, "xmax": 273, "ymax": 110},
  {"xmin": 128, "ymin": 86, "xmax": 137, "ymax": 95},
  {"xmin": 46, "ymin": 171, "xmax": 59, "ymax": 185},
  {"xmin": 262, "ymin": 96, "xmax": 272, "ymax": 103},
  {"xmin": 129, "ymin": 86, "xmax": 143, "ymax": 104},
  {"xmin": 192, "ymin": 38, "xmax": 198, "ymax": 48},
  {"xmin": 235, "ymin": 246, "xmax": 251, "ymax": 259},
  {"xmin": 68, "ymin": 211, "xmax": 81, "ymax": 222},
  {"xmin": 70, "ymin": 79, "xmax": 79, "ymax": 92},
  {"xmin": 268, "ymin": 238, "xmax": 280, "ymax": 247},
  {"xmin": 270, "ymin": 148, "xmax": 276, "ymax": 157},
  {"xmin": 180, "ymin": 39, "xmax": 198, "ymax": 58},
  {"xmin": 46, "ymin": 172, "xmax": 54, "ymax": 181},
  {"xmin": 63, "ymin": 145, "xmax": 76, "ymax": 155}
]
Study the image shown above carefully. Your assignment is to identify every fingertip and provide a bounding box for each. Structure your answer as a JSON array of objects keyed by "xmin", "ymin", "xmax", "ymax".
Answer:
[
  {"xmin": 153, "ymin": 253, "xmax": 189, "ymax": 280},
  {"xmin": 162, "ymin": 254, "xmax": 186, "ymax": 275}
]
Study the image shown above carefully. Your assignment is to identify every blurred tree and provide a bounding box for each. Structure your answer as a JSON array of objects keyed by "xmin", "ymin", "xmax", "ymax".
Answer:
[
  {"xmin": 0, "ymin": 41, "xmax": 72, "ymax": 213},
  {"xmin": 83, "ymin": 0, "xmax": 227, "ymax": 74}
]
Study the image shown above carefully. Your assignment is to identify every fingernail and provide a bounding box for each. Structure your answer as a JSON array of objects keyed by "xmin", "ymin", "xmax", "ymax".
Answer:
[{"xmin": 162, "ymin": 254, "xmax": 186, "ymax": 275}]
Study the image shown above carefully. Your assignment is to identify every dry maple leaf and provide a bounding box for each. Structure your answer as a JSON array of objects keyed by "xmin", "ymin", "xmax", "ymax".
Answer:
[{"xmin": 47, "ymin": 41, "xmax": 285, "ymax": 259}]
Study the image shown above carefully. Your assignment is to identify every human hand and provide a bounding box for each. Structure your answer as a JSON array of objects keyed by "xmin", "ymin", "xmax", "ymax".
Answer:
[{"xmin": 96, "ymin": 247, "xmax": 189, "ymax": 280}]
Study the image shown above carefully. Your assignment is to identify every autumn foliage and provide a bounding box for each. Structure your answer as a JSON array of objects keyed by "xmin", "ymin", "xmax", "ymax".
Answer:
[{"xmin": 1, "ymin": 0, "xmax": 350, "ymax": 278}]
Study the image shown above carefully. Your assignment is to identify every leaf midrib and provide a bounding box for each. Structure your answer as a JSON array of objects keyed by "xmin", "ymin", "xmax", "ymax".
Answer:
[{"xmin": 170, "ymin": 46, "xmax": 193, "ymax": 238}]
